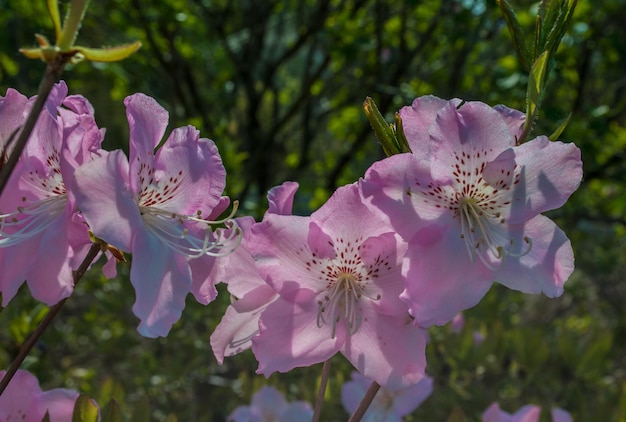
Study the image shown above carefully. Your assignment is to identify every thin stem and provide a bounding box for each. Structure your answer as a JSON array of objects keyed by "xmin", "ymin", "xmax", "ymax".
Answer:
[
  {"xmin": 0, "ymin": 243, "xmax": 101, "ymax": 396},
  {"xmin": 0, "ymin": 56, "xmax": 67, "ymax": 198},
  {"xmin": 312, "ymin": 358, "xmax": 332, "ymax": 422},
  {"xmin": 348, "ymin": 380, "xmax": 381, "ymax": 422}
]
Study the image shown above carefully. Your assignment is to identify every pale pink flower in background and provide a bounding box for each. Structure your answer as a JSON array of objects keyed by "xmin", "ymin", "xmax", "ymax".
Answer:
[
  {"xmin": 362, "ymin": 96, "xmax": 583, "ymax": 326},
  {"xmin": 0, "ymin": 82, "xmax": 105, "ymax": 305},
  {"xmin": 482, "ymin": 402, "xmax": 572, "ymax": 422},
  {"xmin": 228, "ymin": 386, "xmax": 313, "ymax": 422},
  {"xmin": 250, "ymin": 183, "xmax": 427, "ymax": 389},
  {"xmin": 450, "ymin": 312, "xmax": 465, "ymax": 333},
  {"xmin": 0, "ymin": 369, "xmax": 90, "ymax": 422},
  {"xmin": 210, "ymin": 182, "xmax": 299, "ymax": 363},
  {"xmin": 73, "ymin": 93, "xmax": 240, "ymax": 337},
  {"xmin": 341, "ymin": 371, "xmax": 433, "ymax": 422}
]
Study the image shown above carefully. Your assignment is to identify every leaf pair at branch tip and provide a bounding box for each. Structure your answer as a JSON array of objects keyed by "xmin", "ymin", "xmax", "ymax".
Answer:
[
  {"xmin": 363, "ymin": 97, "xmax": 411, "ymax": 157},
  {"xmin": 20, "ymin": 0, "xmax": 141, "ymax": 64},
  {"xmin": 498, "ymin": 0, "xmax": 578, "ymax": 143}
]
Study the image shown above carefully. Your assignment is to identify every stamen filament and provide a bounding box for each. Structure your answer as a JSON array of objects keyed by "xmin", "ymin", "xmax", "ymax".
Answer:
[
  {"xmin": 139, "ymin": 205, "xmax": 242, "ymax": 259},
  {"xmin": 0, "ymin": 195, "xmax": 67, "ymax": 246}
]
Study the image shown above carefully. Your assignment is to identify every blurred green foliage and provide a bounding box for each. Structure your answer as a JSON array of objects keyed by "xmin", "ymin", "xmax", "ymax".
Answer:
[{"xmin": 1, "ymin": 0, "xmax": 626, "ymax": 420}]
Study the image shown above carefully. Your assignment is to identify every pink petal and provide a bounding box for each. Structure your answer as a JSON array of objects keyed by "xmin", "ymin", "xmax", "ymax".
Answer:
[
  {"xmin": 551, "ymin": 408, "xmax": 573, "ymax": 422},
  {"xmin": 252, "ymin": 296, "xmax": 344, "ymax": 375},
  {"xmin": 307, "ymin": 221, "xmax": 337, "ymax": 259},
  {"xmin": 72, "ymin": 150, "xmax": 140, "ymax": 252},
  {"xmin": 152, "ymin": 126, "xmax": 226, "ymax": 215},
  {"xmin": 401, "ymin": 226, "xmax": 493, "ymax": 326},
  {"xmin": 249, "ymin": 214, "xmax": 314, "ymax": 292},
  {"xmin": 391, "ymin": 375, "xmax": 433, "ymax": 415},
  {"xmin": 494, "ymin": 215, "xmax": 574, "ymax": 297},
  {"xmin": 341, "ymin": 306, "xmax": 427, "ymax": 389},
  {"xmin": 125, "ymin": 93, "xmax": 169, "ymax": 195},
  {"xmin": 361, "ymin": 153, "xmax": 444, "ymax": 240},
  {"xmin": 36, "ymin": 389, "xmax": 80, "ymax": 421},
  {"xmin": 130, "ymin": 230, "xmax": 192, "ymax": 337},
  {"xmin": 399, "ymin": 96, "xmax": 459, "ymax": 153},
  {"xmin": 267, "ymin": 181, "xmax": 299, "ymax": 215},
  {"xmin": 210, "ymin": 287, "xmax": 277, "ymax": 363},
  {"xmin": 507, "ymin": 137, "xmax": 582, "ymax": 223},
  {"xmin": 493, "ymin": 104, "xmax": 525, "ymax": 140},
  {"xmin": 0, "ymin": 88, "xmax": 28, "ymax": 154},
  {"xmin": 429, "ymin": 101, "xmax": 514, "ymax": 183},
  {"xmin": 251, "ymin": 386, "xmax": 288, "ymax": 415},
  {"xmin": 25, "ymin": 214, "xmax": 75, "ymax": 304}
]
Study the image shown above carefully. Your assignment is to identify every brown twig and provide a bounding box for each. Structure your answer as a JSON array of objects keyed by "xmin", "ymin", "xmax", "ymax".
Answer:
[
  {"xmin": 348, "ymin": 380, "xmax": 381, "ymax": 422},
  {"xmin": 312, "ymin": 358, "xmax": 332, "ymax": 422}
]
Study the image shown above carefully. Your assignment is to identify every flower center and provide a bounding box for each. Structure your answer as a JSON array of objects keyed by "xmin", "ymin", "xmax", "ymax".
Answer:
[
  {"xmin": 411, "ymin": 147, "xmax": 532, "ymax": 267},
  {"xmin": 317, "ymin": 272, "xmax": 364, "ymax": 338},
  {"xmin": 309, "ymin": 238, "xmax": 383, "ymax": 339}
]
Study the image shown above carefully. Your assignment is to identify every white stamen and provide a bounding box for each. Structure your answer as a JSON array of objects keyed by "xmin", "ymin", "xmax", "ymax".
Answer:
[
  {"xmin": 458, "ymin": 197, "xmax": 531, "ymax": 268},
  {"xmin": 0, "ymin": 194, "xmax": 68, "ymax": 247},
  {"xmin": 138, "ymin": 201, "xmax": 242, "ymax": 259}
]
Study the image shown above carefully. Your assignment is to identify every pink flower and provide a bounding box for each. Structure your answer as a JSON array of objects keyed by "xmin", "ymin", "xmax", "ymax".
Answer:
[
  {"xmin": 482, "ymin": 403, "xmax": 572, "ymax": 422},
  {"xmin": 0, "ymin": 369, "xmax": 89, "ymax": 422},
  {"xmin": 72, "ymin": 93, "xmax": 240, "ymax": 337},
  {"xmin": 249, "ymin": 183, "xmax": 427, "ymax": 389},
  {"xmin": 341, "ymin": 371, "xmax": 433, "ymax": 422},
  {"xmin": 0, "ymin": 82, "xmax": 105, "ymax": 305},
  {"xmin": 228, "ymin": 386, "xmax": 313, "ymax": 422},
  {"xmin": 450, "ymin": 313, "xmax": 465, "ymax": 333},
  {"xmin": 210, "ymin": 182, "xmax": 299, "ymax": 363},
  {"xmin": 362, "ymin": 96, "xmax": 582, "ymax": 325}
]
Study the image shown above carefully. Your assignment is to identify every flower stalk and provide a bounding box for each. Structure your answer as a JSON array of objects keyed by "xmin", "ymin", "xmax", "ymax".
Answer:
[{"xmin": 348, "ymin": 380, "xmax": 381, "ymax": 422}]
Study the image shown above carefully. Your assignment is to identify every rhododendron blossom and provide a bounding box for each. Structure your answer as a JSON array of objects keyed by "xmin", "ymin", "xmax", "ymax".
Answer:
[
  {"xmin": 362, "ymin": 96, "xmax": 583, "ymax": 325},
  {"xmin": 341, "ymin": 371, "xmax": 433, "ymax": 422},
  {"xmin": 250, "ymin": 183, "xmax": 427, "ymax": 389},
  {"xmin": 482, "ymin": 402, "xmax": 572, "ymax": 422},
  {"xmin": 210, "ymin": 182, "xmax": 299, "ymax": 363},
  {"xmin": 0, "ymin": 369, "xmax": 88, "ymax": 421},
  {"xmin": 0, "ymin": 82, "xmax": 104, "ymax": 305},
  {"xmin": 228, "ymin": 386, "xmax": 313, "ymax": 422},
  {"xmin": 73, "ymin": 93, "xmax": 240, "ymax": 337}
]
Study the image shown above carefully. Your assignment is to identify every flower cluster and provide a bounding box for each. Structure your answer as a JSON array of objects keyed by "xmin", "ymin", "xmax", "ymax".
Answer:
[
  {"xmin": 0, "ymin": 84, "xmax": 241, "ymax": 337},
  {"xmin": 211, "ymin": 96, "xmax": 582, "ymax": 392},
  {"xmin": 0, "ymin": 85, "xmax": 582, "ymax": 415}
]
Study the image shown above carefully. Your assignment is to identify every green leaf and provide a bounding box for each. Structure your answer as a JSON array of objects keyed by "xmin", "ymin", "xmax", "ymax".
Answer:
[
  {"xmin": 549, "ymin": 112, "xmax": 572, "ymax": 140},
  {"xmin": 544, "ymin": 0, "xmax": 578, "ymax": 57},
  {"xmin": 163, "ymin": 415, "xmax": 178, "ymax": 422},
  {"xmin": 75, "ymin": 42, "xmax": 142, "ymax": 62},
  {"xmin": 363, "ymin": 97, "xmax": 411, "ymax": 156},
  {"xmin": 496, "ymin": 0, "xmax": 530, "ymax": 70},
  {"xmin": 363, "ymin": 97, "xmax": 399, "ymax": 156},
  {"xmin": 71, "ymin": 394, "xmax": 99, "ymax": 422},
  {"xmin": 46, "ymin": 0, "xmax": 62, "ymax": 41},
  {"xmin": 520, "ymin": 50, "xmax": 550, "ymax": 143},
  {"xmin": 101, "ymin": 399, "xmax": 123, "ymax": 422},
  {"xmin": 41, "ymin": 411, "xmax": 51, "ymax": 422},
  {"xmin": 393, "ymin": 112, "xmax": 412, "ymax": 154}
]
